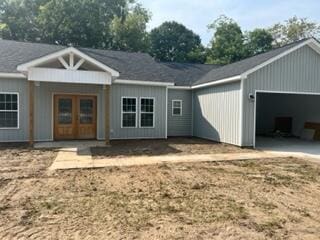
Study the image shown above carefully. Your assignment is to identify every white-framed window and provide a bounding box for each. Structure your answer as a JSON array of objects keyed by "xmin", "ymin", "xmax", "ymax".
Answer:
[
  {"xmin": 140, "ymin": 97, "xmax": 155, "ymax": 128},
  {"xmin": 121, "ymin": 97, "xmax": 137, "ymax": 128},
  {"xmin": 0, "ymin": 92, "xmax": 19, "ymax": 129},
  {"xmin": 172, "ymin": 100, "xmax": 182, "ymax": 116}
]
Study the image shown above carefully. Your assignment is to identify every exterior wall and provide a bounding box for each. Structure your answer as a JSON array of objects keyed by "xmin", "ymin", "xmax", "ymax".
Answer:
[
  {"xmin": 193, "ymin": 82, "xmax": 241, "ymax": 145},
  {"xmin": 0, "ymin": 78, "xmax": 29, "ymax": 142},
  {"xmin": 34, "ymin": 82, "xmax": 104, "ymax": 141},
  {"xmin": 242, "ymin": 45, "xmax": 320, "ymax": 146},
  {"xmin": 167, "ymin": 89, "xmax": 192, "ymax": 136},
  {"xmin": 0, "ymin": 80, "xmax": 167, "ymax": 142},
  {"xmin": 109, "ymin": 84, "xmax": 167, "ymax": 139}
]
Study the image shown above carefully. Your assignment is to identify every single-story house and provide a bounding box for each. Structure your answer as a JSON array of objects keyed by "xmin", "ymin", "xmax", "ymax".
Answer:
[{"xmin": 0, "ymin": 38, "xmax": 320, "ymax": 147}]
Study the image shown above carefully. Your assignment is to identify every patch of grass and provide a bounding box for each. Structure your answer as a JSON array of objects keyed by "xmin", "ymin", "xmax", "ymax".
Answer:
[
  {"xmin": 264, "ymin": 173, "xmax": 295, "ymax": 187},
  {"xmin": 253, "ymin": 218, "xmax": 286, "ymax": 237}
]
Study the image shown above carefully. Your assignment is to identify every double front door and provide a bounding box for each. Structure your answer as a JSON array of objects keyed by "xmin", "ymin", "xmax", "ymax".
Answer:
[{"xmin": 54, "ymin": 95, "xmax": 97, "ymax": 140}]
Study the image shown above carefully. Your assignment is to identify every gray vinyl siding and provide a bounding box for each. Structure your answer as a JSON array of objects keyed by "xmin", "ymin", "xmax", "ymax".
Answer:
[
  {"xmin": 167, "ymin": 89, "xmax": 192, "ymax": 136},
  {"xmin": 193, "ymin": 82, "xmax": 241, "ymax": 145},
  {"xmin": 0, "ymin": 78, "xmax": 29, "ymax": 142},
  {"xmin": 242, "ymin": 45, "xmax": 320, "ymax": 146},
  {"xmin": 34, "ymin": 82, "xmax": 104, "ymax": 141},
  {"xmin": 110, "ymin": 84, "xmax": 166, "ymax": 139}
]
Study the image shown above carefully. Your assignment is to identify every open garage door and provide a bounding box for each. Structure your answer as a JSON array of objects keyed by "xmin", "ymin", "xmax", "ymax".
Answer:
[{"xmin": 254, "ymin": 91, "xmax": 320, "ymax": 158}]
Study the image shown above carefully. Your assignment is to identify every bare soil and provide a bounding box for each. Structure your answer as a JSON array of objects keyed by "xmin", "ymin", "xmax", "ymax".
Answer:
[
  {"xmin": 0, "ymin": 144, "xmax": 320, "ymax": 239},
  {"xmin": 92, "ymin": 137, "xmax": 253, "ymax": 159}
]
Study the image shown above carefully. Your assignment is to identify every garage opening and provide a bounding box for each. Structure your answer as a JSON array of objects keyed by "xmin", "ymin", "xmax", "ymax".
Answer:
[{"xmin": 254, "ymin": 91, "xmax": 320, "ymax": 156}]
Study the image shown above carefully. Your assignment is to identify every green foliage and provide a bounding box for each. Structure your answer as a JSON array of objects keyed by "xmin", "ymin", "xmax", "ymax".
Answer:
[
  {"xmin": 207, "ymin": 16, "xmax": 246, "ymax": 64},
  {"xmin": 268, "ymin": 16, "xmax": 320, "ymax": 46},
  {"xmin": 110, "ymin": 4, "xmax": 150, "ymax": 52},
  {"xmin": 149, "ymin": 21, "xmax": 204, "ymax": 63},
  {"xmin": 245, "ymin": 28, "xmax": 273, "ymax": 55},
  {"xmin": 0, "ymin": 0, "xmax": 149, "ymax": 50}
]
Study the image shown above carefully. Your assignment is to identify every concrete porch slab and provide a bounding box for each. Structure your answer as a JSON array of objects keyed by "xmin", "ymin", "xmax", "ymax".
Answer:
[{"xmin": 34, "ymin": 140, "xmax": 107, "ymax": 149}]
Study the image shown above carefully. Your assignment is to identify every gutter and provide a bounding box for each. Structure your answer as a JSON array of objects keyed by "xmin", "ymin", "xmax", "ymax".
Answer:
[
  {"xmin": 113, "ymin": 79, "xmax": 175, "ymax": 87},
  {"xmin": 191, "ymin": 75, "xmax": 241, "ymax": 89}
]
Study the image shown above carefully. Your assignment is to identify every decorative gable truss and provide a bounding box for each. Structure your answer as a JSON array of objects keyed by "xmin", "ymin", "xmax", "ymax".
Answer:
[{"xmin": 17, "ymin": 47, "xmax": 120, "ymax": 85}]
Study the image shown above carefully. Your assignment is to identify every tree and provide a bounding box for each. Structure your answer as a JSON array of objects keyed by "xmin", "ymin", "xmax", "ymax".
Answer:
[
  {"xmin": 149, "ymin": 21, "xmax": 204, "ymax": 63},
  {"xmin": 110, "ymin": 4, "xmax": 150, "ymax": 52},
  {"xmin": 0, "ymin": 0, "xmax": 142, "ymax": 49},
  {"xmin": 207, "ymin": 15, "xmax": 246, "ymax": 64},
  {"xmin": 269, "ymin": 16, "xmax": 320, "ymax": 46},
  {"xmin": 245, "ymin": 28, "xmax": 273, "ymax": 55}
]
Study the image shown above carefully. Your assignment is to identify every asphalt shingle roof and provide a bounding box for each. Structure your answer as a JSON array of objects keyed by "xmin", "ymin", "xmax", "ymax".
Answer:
[
  {"xmin": 0, "ymin": 38, "xmax": 312, "ymax": 86},
  {"xmin": 194, "ymin": 38, "xmax": 310, "ymax": 85}
]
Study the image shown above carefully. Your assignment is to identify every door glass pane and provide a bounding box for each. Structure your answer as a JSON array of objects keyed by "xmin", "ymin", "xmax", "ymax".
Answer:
[
  {"xmin": 80, "ymin": 99, "xmax": 93, "ymax": 124},
  {"xmin": 58, "ymin": 98, "xmax": 72, "ymax": 124}
]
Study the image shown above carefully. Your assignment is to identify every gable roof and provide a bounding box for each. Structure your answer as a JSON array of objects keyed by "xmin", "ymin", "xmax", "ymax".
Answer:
[
  {"xmin": 0, "ymin": 38, "xmax": 319, "ymax": 87},
  {"xmin": 194, "ymin": 38, "xmax": 318, "ymax": 86}
]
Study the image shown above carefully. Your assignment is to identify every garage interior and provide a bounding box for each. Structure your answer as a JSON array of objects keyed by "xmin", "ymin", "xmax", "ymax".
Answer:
[{"xmin": 255, "ymin": 92, "xmax": 320, "ymax": 157}]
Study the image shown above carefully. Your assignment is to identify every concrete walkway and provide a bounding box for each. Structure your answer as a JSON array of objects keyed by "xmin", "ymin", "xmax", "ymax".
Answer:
[{"xmin": 49, "ymin": 149, "xmax": 278, "ymax": 170}]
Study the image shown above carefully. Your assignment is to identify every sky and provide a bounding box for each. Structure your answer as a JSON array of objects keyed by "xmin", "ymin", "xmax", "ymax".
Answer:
[{"xmin": 138, "ymin": 0, "xmax": 320, "ymax": 45}]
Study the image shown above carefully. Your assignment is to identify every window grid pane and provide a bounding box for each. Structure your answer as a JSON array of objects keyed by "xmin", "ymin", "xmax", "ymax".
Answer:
[
  {"xmin": 122, "ymin": 97, "xmax": 137, "ymax": 128},
  {"xmin": 172, "ymin": 100, "xmax": 182, "ymax": 116},
  {"xmin": 140, "ymin": 98, "xmax": 154, "ymax": 127},
  {"xmin": 0, "ymin": 93, "xmax": 18, "ymax": 128}
]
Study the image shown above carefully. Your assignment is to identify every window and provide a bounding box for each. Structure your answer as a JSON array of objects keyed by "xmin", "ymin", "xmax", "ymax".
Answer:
[
  {"xmin": 0, "ymin": 93, "xmax": 19, "ymax": 129},
  {"xmin": 121, "ymin": 97, "xmax": 137, "ymax": 128},
  {"xmin": 172, "ymin": 100, "xmax": 182, "ymax": 116},
  {"xmin": 140, "ymin": 98, "xmax": 154, "ymax": 128}
]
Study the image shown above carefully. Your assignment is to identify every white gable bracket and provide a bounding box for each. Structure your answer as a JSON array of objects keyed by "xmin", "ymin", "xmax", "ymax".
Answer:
[{"xmin": 17, "ymin": 47, "xmax": 120, "ymax": 77}]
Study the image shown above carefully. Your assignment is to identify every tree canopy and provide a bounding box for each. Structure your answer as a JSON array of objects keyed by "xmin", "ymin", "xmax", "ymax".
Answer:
[
  {"xmin": 0, "ymin": 2, "xmax": 319, "ymax": 64},
  {"xmin": 206, "ymin": 16, "xmax": 246, "ymax": 64},
  {"xmin": 149, "ymin": 21, "xmax": 205, "ymax": 63},
  {"xmin": 269, "ymin": 16, "xmax": 320, "ymax": 46},
  {"xmin": 245, "ymin": 28, "xmax": 273, "ymax": 55}
]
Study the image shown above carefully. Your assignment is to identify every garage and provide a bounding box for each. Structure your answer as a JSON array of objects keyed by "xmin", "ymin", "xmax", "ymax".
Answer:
[{"xmin": 254, "ymin": 91, "xmax": 320, "ymax": 157}]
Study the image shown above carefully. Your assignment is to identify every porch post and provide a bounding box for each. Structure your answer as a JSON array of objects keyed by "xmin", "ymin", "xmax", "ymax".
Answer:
[
  {"xmin": 29, "ymin": 81, "xmax": 35, "ymax": 145},
  {"xmin": 104, "ymin": 85, "xmax": 110, "ymax": 144}
]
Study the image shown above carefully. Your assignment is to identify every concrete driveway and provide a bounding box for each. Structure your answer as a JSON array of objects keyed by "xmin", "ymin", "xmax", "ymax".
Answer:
[{"xmin": 256, "ymin": 137, "xmax": 320, "ymax": 160}]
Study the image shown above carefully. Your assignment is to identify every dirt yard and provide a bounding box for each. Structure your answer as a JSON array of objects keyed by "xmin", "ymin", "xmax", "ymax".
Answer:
[
  {"xmin": 0, "ymin": 143, "xmax": 320, "ymax": 239},
  {"xmin": 92, "ymin": 137, "xmax": 252, "ymax": 159}
]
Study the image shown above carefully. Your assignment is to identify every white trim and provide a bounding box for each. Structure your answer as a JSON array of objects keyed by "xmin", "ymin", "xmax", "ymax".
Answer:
[
  {"xmin": 253, "ymin": 89, "xmax": 320, "ymax": 148},
  {"xmin": 0, "ymin": 92, "xmax": 19, "ymax": 129},
  {"xmin": 239, "ymin": 76, "xmax": 245, "ymax": 146},
  {"xmin": 73, "ymin": 58, "xmax": 85, "ymax": 70},
  {"xmin": 139, "ymin": 97, "xmax": 155, "ymax": 128},
  {"xmin": 121, "ymin": 96, "xmax": 138, "ymax": 128},
  {"xmin": 167, "ymin": 86, "xmax": 191, "ymax": 90},
  {"xmin": 0, "ymin": 73, "xmax": 26, "ymax": 79},
  {"xmin": 192, "ymin": 75, "xmax": 241, "ymax": 89},
  {"xmin": 243, "ymin": 39, "xmax": 320, "ymax": 78},
  {"xmin": 17, "ymin": 47, "xmax": 120, "ymax": 77},
  {"xmin": 58, "ymin": 56, "xmax": 69, "ymax": 69},
  {"xmin": 165, "ymin": 87, "xmax": 168, "ymax": 139},
  {"xmin": 114, "ymin": 79, "xmax": 174, "ymax": 87},
  {"xmin": 191, "ymin": 91, "xmax": 194, "ymax": 136},
  {"xmin": 172, "ymin": 99, "xmax": 182, "ymax": 116},
  {"xmin": 69, "ymin": 53, "xmax": 74, "ymax": 68}
]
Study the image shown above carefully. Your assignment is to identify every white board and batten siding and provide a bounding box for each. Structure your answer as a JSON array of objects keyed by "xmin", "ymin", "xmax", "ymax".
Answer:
[
  {"xmin": 29, "ymin": 67, "xmax": 112, "ymax": 85},
  {"xmin": 193, "ymin": 82, "xmax": 241, "ymax": 146},
  {"xmin": 242, "ymin": 45, "xmax": 320, "ymax": 146},
  {"xmin": 167, "ymin": 89, "xmax": 192, "ymax": 136}
]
